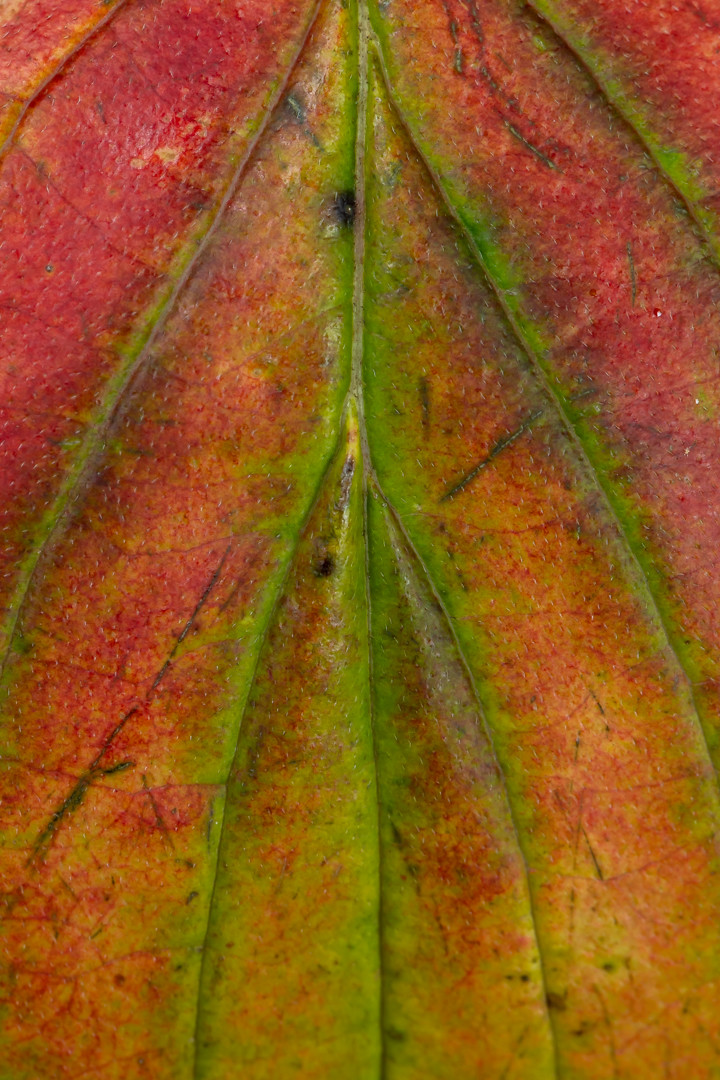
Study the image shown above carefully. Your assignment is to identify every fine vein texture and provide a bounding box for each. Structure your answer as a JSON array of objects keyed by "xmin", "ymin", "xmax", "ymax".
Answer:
[
  {"xmin": 194, "ymin": 414, "xmax": 380, "ymax": 1078},
  {"xmin": 368, "ymin": 496, "xmax": 553, "ymax": 1076},
  {"xmin": 0, "ymin": 0, "xmax": 320, "ymax": 661},
  {"xmin": 371, "ymin": 0, "xmax": 720, "ymax": 768},
  {"xmin": 363, "ymin": 62, "xmax": 720, "ymax": 1077},
  {"xmin": 0, "ymin": 2, "xmax": 354, "ymax": 1073},
  {"xmin": 2, "ymin": 0, "xmax": 720, "ymax": 1077},
  {"xmin": 0, "ymin": 0, "xmax": 127, "ymax": 147},
  {"xmin": 527, "ymin": 0, "xmax": 720, "ymax": 254}
]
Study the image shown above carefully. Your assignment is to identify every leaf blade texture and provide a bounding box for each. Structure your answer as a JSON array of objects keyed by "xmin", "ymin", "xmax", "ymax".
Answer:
[{"xmin": 2, "ymin": 1, "xmax": 720, "ymax": 1078}]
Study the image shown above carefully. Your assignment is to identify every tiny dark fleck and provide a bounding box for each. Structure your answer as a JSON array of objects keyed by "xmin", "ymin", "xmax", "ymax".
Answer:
[
  {"xmin": 341, "ymin": 455, "xmax": 355, "ymax": 483},
  {"xmin": 337, "ymin": 454, "xmax": 355, "ymax": 511},
  {"xmin": 15, "ymin": 634, "xmax": 33, "ymax": 655},
  {"xmin": 315, "ymin": 554, "xmax": 334, "ymax": 577},
  {"xmin": 418, "ymin": 376, "xmax": 430, "ymax": 431},
  {"xmin": 332, "ymin": 190, "xmax": 356, "ymax": 228},
  {"xmin": 547, "ymin": 991, "xmax": 567, "ymax": 1011},
  {"xmin": 186, "ymin": 891, "xmax": 199, "ymax": 905}
]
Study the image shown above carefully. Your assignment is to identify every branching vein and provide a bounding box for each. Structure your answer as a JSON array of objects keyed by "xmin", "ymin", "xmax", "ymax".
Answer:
[{"xmin": 0, "ymin": 0, "xmax": 325, "ymax": 682}]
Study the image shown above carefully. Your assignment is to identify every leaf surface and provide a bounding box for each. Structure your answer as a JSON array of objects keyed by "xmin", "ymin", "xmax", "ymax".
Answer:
[{"xmin": 2, "ymin": 1, "xmax": 720, "ymax": 1078}]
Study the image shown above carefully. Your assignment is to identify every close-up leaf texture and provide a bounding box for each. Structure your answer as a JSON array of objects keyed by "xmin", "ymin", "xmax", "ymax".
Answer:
[{"xmin": 2, "ymin": 0, "xmax": 720, "ymax": 1076}]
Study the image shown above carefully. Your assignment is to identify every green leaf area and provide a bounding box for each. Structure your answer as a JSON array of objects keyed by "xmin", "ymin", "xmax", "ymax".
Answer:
[{"xmin": 1, "ymin": 0, "xmax": 720, "ymax": 1077}]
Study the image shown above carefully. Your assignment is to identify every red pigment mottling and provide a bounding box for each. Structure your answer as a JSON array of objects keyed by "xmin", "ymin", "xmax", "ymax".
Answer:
[
  {"xmin": 0, "ymin": 0, "xmax": 316, "ymax": 641},
  {"xmin": 530, "ymin": 0, "xmax": 720, "ymax": 226},
  {"xmin": 0, "ymin": 0, "xmax": 126, "ymax": 139},
  {"xmin": 365, "ymin": 70, "xmax": 720, "ymax": 1078},
  {"xmin": 369, "ymin": 499, "xmax": 553, "ymax": 1075},
  {"xmin": 374, "ymin": 0, "xmax": 720, "ymax": 747},
  {"xmin": 0, "ymin": 2, "xmax": 350, "ymax": 1072}
]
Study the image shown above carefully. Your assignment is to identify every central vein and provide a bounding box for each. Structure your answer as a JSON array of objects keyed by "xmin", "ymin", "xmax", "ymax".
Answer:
[
  {"xmin": 350, "ymin": 0, "xmax": 369, "ymax": 439},
  {"xmin": 350, "ymin": 2, "xmax": 387, "ymax": 1077}
]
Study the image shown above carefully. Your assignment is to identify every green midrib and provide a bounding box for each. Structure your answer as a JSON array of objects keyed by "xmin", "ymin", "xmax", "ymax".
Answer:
[{"xmin": 350, "ymin": 0, "xmax": 388, "ymax": 1074}]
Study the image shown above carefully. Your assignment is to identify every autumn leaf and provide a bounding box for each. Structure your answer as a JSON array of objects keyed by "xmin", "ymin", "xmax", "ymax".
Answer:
[{"xmin": 2, "ymin": 0, "xmax": 720, "ymax": 1076}]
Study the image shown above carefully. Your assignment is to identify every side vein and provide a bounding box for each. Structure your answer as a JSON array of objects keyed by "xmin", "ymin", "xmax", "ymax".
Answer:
[
  {"xmin": 0, "ymin": 0, "xmax": 324, "ymax": 680},
  {"xmin": 371, "ymin": 36, "xmax": 720, "ymax": 803},
  {"xmin": 0, "ymin": 0, "xmax": 130, "ymax": 161},
  {"xmin": 525, "ymin": 0, "xmax": 720, "ymax": 269},
  {"xmin": 367, "ymin": 41, "xmax": 566, "ymax": 1072},
  {"xmin": 190, "ymin": 420, "xmax": 349, "ymax": 1079},
  {"xmin": 370, "ymin": 475, "xmax": 560, "ymax": 1073}
]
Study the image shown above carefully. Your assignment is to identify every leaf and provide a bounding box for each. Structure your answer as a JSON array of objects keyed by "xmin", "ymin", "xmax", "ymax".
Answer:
[{"xmin": 1, "ymin": 0, "xmax": 720, "ymax": 1076}]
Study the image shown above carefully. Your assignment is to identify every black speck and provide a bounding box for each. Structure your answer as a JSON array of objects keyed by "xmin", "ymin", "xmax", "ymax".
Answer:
[
  {"xmin": 547, "ymin": 991, "xmax": 567, "ymax": 1012},
  {"xmin": 315, "ymin": 554, "xmax": 335, "ymax": 577},
  {"xmin": 332, "ymin": 190, "xmax": 355, "ymax": 228}
]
